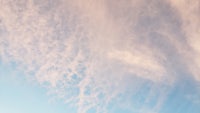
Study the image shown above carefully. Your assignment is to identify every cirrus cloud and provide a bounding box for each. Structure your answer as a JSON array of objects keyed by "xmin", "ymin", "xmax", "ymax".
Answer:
[{"xmin": 0, "ymin": 0, "xmax": 200, "ymax": 113}]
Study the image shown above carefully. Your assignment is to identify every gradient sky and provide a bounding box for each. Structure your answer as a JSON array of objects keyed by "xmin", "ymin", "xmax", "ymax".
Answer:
[{"xmin": 0, "ymin": 0, "xmax": 200, "ymax": 113}]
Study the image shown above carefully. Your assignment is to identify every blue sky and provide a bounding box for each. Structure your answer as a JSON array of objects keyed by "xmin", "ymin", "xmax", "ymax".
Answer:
[
  {"xmin": 0, "ymin": 61, "xmax": 199, "ymax": 113},
  {"xmin": 0, "ymin": 0, "xmax": 200, "ymax": 113},
  {"xmin": 0, "ymin": 61, "xmax": 77, "ymax": 113}
]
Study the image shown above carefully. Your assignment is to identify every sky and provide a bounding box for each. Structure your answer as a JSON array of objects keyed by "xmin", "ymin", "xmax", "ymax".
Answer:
[{"xmin": 0, "ymin": 0, "xmax": 200, "ymax": 113}]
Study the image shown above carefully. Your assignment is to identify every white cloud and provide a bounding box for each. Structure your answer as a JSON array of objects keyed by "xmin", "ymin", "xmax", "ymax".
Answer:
[
  {"xmin": 168, "ymin": 0, "xmax": 200, "ymax": 82},
  {"xmin": 0, "ymin": 0, "xmax": 200, "ymax": 113}
]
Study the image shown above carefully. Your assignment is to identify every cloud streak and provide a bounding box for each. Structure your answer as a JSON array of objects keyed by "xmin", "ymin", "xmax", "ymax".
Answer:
[{"xmin": 0, "ymin": 0, "xmax": 200, "ymax": 113}]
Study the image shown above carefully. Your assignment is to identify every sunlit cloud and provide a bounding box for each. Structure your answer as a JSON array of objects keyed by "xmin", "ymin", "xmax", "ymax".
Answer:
[
  {"xmin": 0, "ymin": 0, "xmax": 200, "ymax": 113},
  {"xmin": 168, "ymin": 0, "xmax": 200, "ymax": 82}
]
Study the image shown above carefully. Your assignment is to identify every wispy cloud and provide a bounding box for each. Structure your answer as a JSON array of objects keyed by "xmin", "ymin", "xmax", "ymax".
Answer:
[
  {"xmin": 0, "ymin": 0, "xmax": 200, "ymax": 113},
  {"xmin": 168, "ymin": 0, "xmax": 200, "ymax": 82}
]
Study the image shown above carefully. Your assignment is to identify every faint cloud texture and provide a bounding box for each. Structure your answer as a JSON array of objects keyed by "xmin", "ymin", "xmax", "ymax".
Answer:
[{"xmin": 0, "ymin": 0, "xmax": 200, "ymax": 113}]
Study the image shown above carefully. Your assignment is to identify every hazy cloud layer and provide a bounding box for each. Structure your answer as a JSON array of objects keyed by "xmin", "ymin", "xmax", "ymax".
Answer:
[{"xmin": 0, "ymin": 0, "xmax": 200, "ymax": 113}]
